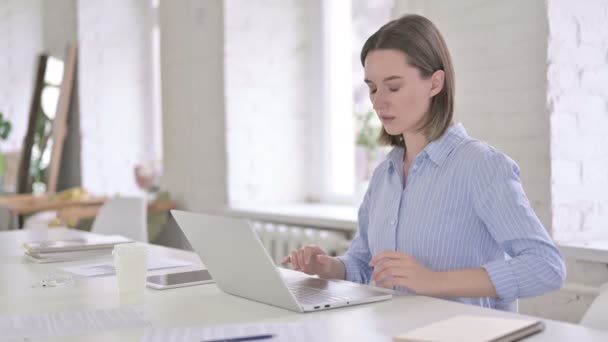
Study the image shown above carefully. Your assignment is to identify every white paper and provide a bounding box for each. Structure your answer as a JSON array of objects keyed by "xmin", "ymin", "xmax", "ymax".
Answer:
[
  {"xmin": 142, "ymin": 321, "xmax": 326, "ymax": 342},
  {"xmin": 61, "ymin": 256, "xmax": 195, "ymax": 277},
  {"xmin": 0, "ymin": 306, "xmax": 150, "ymax": 341}
]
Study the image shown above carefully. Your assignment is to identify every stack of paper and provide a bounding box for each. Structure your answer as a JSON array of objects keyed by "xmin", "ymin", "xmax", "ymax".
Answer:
[{"xmin": 22, "ymin": 235, "xmax": 133, "ymax": 263}]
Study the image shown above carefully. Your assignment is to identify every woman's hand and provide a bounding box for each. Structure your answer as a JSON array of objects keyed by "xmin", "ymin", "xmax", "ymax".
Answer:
[
  {"xmin": 370, "ymin": 250, "xmax": 442, "ymax": 296},
  {"xmin": 281, "ymin": 245, "xmax": 345, "ymax": 280}
]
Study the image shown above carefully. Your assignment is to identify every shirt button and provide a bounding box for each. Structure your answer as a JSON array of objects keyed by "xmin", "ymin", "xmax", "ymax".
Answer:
[{"xmin": 390, "ymin": 220, "xmax": 396, "ymax": 225}]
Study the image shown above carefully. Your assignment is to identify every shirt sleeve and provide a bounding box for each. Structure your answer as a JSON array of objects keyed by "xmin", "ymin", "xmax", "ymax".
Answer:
[
  {"xmin": 472, "ymin": 151, "xmax": 566, "ymax": 303},
  {"xmin": 337, "ymin": 180, "xmax": 374, "ymax": 284}
]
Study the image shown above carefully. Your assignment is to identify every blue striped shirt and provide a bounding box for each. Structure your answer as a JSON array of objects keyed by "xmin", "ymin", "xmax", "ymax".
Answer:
[{"xmin": 338, "ymin": 123, "xmax": 566, "ymax": 310}]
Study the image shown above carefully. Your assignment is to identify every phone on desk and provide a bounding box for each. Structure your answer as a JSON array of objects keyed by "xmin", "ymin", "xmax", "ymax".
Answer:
[{"xmin": 146, "ymin": 269, "xmax": 214, "ymax": 290}]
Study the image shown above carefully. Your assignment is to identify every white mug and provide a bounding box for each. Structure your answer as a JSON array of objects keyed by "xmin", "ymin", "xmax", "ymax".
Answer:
[{"xmin": 113, "ymin": 243, "xmax": 148, "ymax": 293}]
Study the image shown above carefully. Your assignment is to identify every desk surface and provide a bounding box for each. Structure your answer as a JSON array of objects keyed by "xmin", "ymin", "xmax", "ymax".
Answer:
[{"xmin": 1, "ymin": 228, "xmax": 607, "ymax": 341}]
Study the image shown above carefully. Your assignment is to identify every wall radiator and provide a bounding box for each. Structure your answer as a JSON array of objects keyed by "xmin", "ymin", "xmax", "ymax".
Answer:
[{"xmin": 250, "ymin": 221, "xmax": 351, "ymax": 266}]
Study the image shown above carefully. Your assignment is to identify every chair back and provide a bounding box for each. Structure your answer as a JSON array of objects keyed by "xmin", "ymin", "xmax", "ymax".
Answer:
[
  {"xmin": 92, "ymin": 197, "xmax": 147, "ymax": 242},
  {"xmin": 580, "ymin": 283, "xmax": 608, "ymax": 330}
]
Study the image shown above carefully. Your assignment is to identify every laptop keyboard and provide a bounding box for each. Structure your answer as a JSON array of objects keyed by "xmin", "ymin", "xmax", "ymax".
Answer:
[{"xmin": 287, "ymin": 284, "xmax": 350, "ymax": 305}]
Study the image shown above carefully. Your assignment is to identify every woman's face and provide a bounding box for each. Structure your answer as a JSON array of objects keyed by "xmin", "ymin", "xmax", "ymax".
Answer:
[{"xmin": 364, "ymin": 49, "xmax": 437, "ymax": 136}]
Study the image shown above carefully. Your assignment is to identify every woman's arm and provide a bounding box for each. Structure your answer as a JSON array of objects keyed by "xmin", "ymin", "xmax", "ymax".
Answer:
[
  {"xmin": 370, "ymin": 250, "xmax": 497, "ymax": 297},
  {"xmin": 435, "ymin": 268, "xmax": 497, "ymax": 298},
  {"xmin": 472, "ymin": 152, "xmax": 566, "ymax": 302}
]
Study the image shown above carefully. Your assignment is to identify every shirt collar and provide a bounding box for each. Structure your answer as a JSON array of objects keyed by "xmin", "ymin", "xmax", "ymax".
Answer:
[
  {"xmin": 386, "ymin": 123, "xmax": 469, "ymax": 169},
  {"xmin": 386, "ymin": 146, "xmax": 405, "ymax": 172},
  {"xmin": 423, "ymin": 123, "xmax": 468, "ymax": 166}
]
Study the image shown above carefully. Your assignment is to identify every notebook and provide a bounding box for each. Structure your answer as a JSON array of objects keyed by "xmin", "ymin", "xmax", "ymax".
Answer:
[
  {"xmin": 393, "ymin": 315, "xmax": 545, "ymax": 342},
  {"xmin": 22, "ymin": 235, "xmax": 132, "ymax": 254}
]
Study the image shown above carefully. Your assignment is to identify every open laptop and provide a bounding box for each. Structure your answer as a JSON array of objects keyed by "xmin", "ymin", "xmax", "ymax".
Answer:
[{"xmin": 172, "ymin": 210, "xmax": 392, "ymax": 313}]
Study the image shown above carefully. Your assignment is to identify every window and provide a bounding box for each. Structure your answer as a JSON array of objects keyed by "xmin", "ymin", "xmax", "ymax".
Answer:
[
  {"xmin": 224, "ymin": 0, "xmax": 393, "ymax": 206},
  {"xmin": 315, "ymin": 0, "xmax": 393, "ymax": 204}
]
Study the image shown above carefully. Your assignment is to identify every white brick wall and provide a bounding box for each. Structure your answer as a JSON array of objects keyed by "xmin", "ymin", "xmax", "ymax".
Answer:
[
  {"xmin": 548, "ymin": 0, "xmax": 608, "ymax": 241},
  {"xmin": 224, "ymin": 0, "xmax": 311, "ymax": 205},
  {"xmin": 0, "ymin": 0, "xmax": 42, "ymax": 153},
  {"xmin": 540, "ymin": 1, "xmax": 608, "ymax": 322},
  {"xmin": 78, "ymin": 0, "xmax": 158, "ymax": 196},
  {"xmin": 394, "ymin": 0, "xmax": 552, "ymax": 230}
]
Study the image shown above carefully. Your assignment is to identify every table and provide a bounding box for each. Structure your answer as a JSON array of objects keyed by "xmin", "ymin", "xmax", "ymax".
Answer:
[
  {"xmin": 0, "ymin": 192, "xmax": 176, "ymax": 231},
  {"xmin": 1, "ymin": 228, "xmax": 606, "ymax": 341}
]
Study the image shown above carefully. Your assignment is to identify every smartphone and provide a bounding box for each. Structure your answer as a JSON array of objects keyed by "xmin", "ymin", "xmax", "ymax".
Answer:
[{"xmin": 146, "ymin": 269, "xmax": 214, "ymax": 290}]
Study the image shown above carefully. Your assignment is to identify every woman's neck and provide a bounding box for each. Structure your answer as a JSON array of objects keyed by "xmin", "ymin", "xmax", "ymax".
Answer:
[{"xmin": 402, "ymin": 132, "xmax": 428, "ymax": 164}]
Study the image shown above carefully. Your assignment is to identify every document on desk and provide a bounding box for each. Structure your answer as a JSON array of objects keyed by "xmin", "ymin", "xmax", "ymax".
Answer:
[
  {"xmin": 0, "ymin": 306, "xmax": 151, "ymax": 341},
  {"xmin": 142, "ymin": 321, "xmax": 327, "ymax": 342},
  {"xmin": 61, "ymin": 256, "xmax": 195, "ymax": 277}
]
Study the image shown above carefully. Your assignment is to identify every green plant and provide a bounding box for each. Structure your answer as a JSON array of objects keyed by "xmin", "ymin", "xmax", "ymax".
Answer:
[
  {"xmin": 354, "ymin": 109, "xmax": 381, "ymax": 156},
  {"xmin": 0, "ymin": 111, "xmax": 13, "ymax": 177},
  {"xmin": 0, "ymin": 112, "xmax": 11, "ymax": 140},
  {"xmin": 30, "ymin": 107, "xmax": 52, "ymax": 184}
]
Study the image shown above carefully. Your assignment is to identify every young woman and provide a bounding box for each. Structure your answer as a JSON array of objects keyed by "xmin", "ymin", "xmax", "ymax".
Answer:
[{"xmin": 283, "ymin": 14, "xmax": 565, "ymax": 311}]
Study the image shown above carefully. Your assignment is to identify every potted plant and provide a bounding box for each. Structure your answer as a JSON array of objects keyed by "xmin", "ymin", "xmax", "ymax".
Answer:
[{"xmin": 0, "ymin": 111, "xmax": 12, "ymax": 193}]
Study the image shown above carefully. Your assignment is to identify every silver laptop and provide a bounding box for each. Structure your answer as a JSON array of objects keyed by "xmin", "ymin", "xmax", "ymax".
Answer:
[{"xmin": 172, "ymin": 210, "xmax": 392, "ymax": 313}]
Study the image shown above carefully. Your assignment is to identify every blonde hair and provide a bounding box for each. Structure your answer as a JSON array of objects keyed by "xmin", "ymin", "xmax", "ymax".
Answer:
[{"xmin": 361, "ymin": 14, "xmax": 455, "ymax": 146}]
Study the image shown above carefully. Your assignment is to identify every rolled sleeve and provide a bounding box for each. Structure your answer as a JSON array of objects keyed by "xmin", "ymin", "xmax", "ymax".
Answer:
[
  {"xmin": 473, "ymin": 152, "xmax": 566, "ymax": 301},
  {"xmin": 482, "ymin": 259, "xmax": 519, "ymax": 302}
]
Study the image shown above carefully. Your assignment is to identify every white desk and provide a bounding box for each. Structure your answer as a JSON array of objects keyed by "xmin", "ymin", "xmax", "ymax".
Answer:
[{"xmin": 1, "ymin": 228, "xmax": 607, "ymax": 341}]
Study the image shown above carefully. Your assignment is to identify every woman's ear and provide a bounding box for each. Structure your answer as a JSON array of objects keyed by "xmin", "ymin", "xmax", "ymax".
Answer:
[{"xmin": 429, "ymin": 70, "xmax": 445, "ymax": 97}]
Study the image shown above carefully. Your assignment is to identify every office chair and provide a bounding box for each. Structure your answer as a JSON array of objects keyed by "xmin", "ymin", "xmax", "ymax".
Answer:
[
  {"xmin": 92, "ymin": 196, "xmax": 148, "ymax": 242},
  {"xmin": 580, "ymin": 282, "xmax": 608, "ymax": 330}
]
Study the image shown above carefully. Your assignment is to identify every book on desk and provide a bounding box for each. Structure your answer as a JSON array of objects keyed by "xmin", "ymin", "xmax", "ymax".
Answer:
[
  {"xmin": 22, "ymin": 235, "xmax": 133, "ymax": 263},
  {"xmin": 393, "ymin": 315, "xmax": 545, "ymax": 342}
]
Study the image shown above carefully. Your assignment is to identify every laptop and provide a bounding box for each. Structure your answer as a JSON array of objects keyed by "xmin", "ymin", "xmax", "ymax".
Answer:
[{"xmin": 172, "ymin": 210, "xmax": 392, "ymax": 313}]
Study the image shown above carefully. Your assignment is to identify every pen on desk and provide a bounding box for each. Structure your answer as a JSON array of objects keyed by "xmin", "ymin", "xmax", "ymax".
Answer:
[{"xmin": 201, "ymin": 333, "xmax": 275, "ymax": 342}]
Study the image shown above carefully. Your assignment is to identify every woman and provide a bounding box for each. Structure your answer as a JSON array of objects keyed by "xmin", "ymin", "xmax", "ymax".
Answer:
[{"xmin": 283, "ymin": 14, "xmax": 565, "ymax": 311}]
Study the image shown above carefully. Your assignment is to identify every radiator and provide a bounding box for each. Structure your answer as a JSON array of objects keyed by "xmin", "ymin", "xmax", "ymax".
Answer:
[{"xmin": 251, "ymin": 221, "xmax": 351, "ymax": 266}]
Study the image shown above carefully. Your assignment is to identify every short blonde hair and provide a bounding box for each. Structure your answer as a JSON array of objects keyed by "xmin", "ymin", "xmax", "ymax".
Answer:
[{"xmin": 361, "ymin": 14, "xmax": 455, "ymax": 146}]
